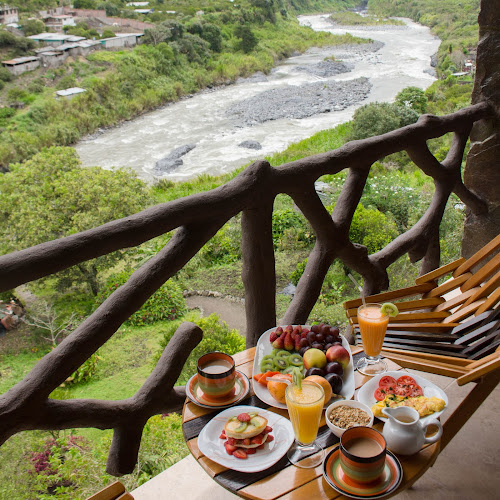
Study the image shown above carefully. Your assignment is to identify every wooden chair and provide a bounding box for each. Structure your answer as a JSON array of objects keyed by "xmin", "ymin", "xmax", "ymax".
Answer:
[
  {"xmin": 344, "ymin": 233, "xmax": 500, "ymax": 366},
  {"xmin": 343, "ymin": 234, "xmax": 500, "ymax": 452},
  {"xmin": 86, "ymin": 481, "xmax": 134, "ymax": 500}
]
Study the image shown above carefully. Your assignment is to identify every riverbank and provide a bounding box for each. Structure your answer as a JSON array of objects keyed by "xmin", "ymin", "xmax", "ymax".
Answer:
[{"xmin": 76, "ymin": 15, "xmax": 439, "ymax": 182}]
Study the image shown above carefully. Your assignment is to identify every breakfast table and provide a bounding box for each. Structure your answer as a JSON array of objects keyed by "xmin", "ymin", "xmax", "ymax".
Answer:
[{"xmin": 181, "ymin": 344, "xmax": 442, "ymax": 500}]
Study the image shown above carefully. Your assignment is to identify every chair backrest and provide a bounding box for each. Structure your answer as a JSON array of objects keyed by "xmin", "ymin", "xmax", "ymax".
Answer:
[
  {"xmin": 344, "ymin": 233, "xmax": 500, "ymax": 331},
  {"xmin": 343, "ymin": 234, "xmax": 500, "ymax": 382},
  {"xmin": 86, "ymin": 481, "xmax": 134, "ymax": 500}
]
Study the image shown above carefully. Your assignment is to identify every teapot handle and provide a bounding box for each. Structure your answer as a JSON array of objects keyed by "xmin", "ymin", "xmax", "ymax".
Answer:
[{"xmin": 422, "ymin": 419, "xmax": 443, "ymax": 444}]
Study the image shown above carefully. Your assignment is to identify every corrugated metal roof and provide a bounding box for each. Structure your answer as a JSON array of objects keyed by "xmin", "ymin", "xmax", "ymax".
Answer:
[{"xmin": 2, "ymin": 56, "xmax": 39, "ymax": 65}]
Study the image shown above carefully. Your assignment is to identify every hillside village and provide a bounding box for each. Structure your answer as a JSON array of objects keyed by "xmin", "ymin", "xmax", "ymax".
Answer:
[{"xmin": 0, "ymin": 4, "xmax": 153, "ymax": 90}]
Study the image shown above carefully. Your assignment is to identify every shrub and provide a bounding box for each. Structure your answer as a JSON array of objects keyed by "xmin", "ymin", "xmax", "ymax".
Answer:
[
  {"xmin": 349, "ymin": 204, "xmax": 399, "ymax": 254},
  {"xmin": 348, "ymin": 102, "xmax": 419, "ymax": 141},
  {"xmin": 199, "ymin": 222, "xmax": 242, "ymax": 266},
  {"xmin": 156, "ymin": 313, "xmax": 245, "ymax": 384},
  {"xmin": 0, "ymin": 66, "xmax": 12, "ymax": 82},
  {"xmin": 272, "ymin": 209, "xmax": 313, "ymax": 250},
  {"xmin": 395, "ymin": 86, "xmax": 428, "ymax": 114},
  {"xmin": 97, "ymin": 272, "xmax": 187, "ymax": 327}
]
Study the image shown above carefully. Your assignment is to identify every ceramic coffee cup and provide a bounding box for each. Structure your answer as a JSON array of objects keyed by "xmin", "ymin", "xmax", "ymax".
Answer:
[
  {"xmin": 197, "ymin": 352, "xmax": 236, "ymax": 400},
  {"xmin": 339, "ymin": 426, "xmax": 387, "ymax": 484}
]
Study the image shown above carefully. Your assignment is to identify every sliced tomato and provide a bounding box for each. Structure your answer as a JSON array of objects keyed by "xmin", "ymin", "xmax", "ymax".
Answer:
[
  {"xmin": 394, "ymin": 385, "xmax": 411, "ymax": 397},
  {"xmin": 374, "ymin": 388, "xmax": 386, "ymax": 401},
  {"xmin": 409, "ymin": 385, "xmax": 423, "ymax": 397},
  {"xmin": 396, "ymin": 375, "xmax": 418, "ymax": 387},
  {"xmin": 379, "ymin": 376, "xmax": 397, "ymax": 388}
]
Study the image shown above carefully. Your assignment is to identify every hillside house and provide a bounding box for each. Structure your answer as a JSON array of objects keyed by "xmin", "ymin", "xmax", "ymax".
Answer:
[
  {"xmin": 2, "ymin": 56, "xmax": 39, "ymax": 75},
  {"xmin": 44, "ymin": 14, "xmax": 76, "ymax": 31},
  {"xmin": 28, "ymin": 32, "xmax": 85, "ymax": 46},
  {"xmin": 0, "ymin": 5, "xmax": 18, "ymax": 24},
  {"xmin": 100, "ymin": 33, "xmax": 141, "ymax": 49},
  {"xmin": 37, "ymin": 49, "xmax": 67, "ymax": 68}
]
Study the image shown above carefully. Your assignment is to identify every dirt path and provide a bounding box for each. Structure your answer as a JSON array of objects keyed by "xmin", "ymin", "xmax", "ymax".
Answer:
[{"xmin": 185, "ymin": 296, "xmax": 246, "ymax": 337}]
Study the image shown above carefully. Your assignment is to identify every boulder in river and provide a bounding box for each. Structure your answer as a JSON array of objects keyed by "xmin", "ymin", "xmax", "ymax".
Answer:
[
  {"xmin": 238, "ymin": 140, "xmax": 262, "ymax": 150},
  {"xmin": 153, "ymin": 144, "xmax": 196, "ymax": 174}
]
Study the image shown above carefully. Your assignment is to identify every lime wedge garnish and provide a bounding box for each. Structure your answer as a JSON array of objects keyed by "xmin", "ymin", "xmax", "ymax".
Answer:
[
  {"xmin": 381, "ymin": 302, "xmax": 399, "ymax": 317},
  {"xmin": 292, "ymin": 367, "xmax": 303, "ymax": 390}
]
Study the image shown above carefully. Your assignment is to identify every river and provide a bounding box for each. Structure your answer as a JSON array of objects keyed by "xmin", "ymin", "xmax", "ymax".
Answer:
[{"xmin": 75, "ymin": 14, "xmax": 440, "ymax": 183}]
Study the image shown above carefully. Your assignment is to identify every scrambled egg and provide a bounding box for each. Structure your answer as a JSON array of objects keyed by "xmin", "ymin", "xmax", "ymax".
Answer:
[{"xmin": 372, "ymin": 394, "xmax": 446, "ymax": 418}]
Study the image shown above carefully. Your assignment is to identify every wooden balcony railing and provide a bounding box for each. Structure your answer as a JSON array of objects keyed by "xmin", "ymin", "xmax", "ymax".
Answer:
[{"xmin": 0, "ymin": 101, "xmax": 493, "ymax": 475}]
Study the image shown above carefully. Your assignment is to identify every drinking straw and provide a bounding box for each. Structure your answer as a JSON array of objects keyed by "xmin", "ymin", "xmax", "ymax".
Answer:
[{"xmin": 348, "ymin": 273, "xmax": 366, "ymax": 306}]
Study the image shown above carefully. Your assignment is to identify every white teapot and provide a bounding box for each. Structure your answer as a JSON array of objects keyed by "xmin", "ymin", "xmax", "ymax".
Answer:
[{"xmin": 381, "ymin": 406, "xmax": 443, "ymax": 456}]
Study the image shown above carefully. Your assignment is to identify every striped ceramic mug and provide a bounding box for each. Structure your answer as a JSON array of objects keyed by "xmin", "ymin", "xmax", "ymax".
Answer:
[
  {"xmin": 197, "ymin": 352, "xmax": 236, "ymax": 400},
  {"xmin": 339, "ymin": 427, "xmax": 387, "ymax": 485}
]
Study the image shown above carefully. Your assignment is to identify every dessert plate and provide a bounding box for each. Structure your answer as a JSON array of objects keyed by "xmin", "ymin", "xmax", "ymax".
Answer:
[
  {"xmin": 252, "ymin": 325, "xmax": 355, "ymax": 409},
  {"xmin": 186, "ymin": 370, "xmax": 250, "ymax": 409},
  {"xmin": 197, "ymin": 405, "xmax": 294, "ymax": 473}
]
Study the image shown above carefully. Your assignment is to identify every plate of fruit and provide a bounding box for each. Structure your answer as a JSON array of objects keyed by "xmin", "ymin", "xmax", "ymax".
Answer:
[{"xmin": 252, "ymin": 324, "xmax": 355, "ymax": 409}]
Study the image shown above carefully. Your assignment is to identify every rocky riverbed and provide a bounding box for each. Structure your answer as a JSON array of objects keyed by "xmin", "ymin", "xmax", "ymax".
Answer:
[{"xmin": 226, "ymin": 77, "xmax": 371, "ymax": 126}]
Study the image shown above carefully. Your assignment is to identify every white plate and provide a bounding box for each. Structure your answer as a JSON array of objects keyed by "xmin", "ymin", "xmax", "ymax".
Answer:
[
  {"xmin": 356, "ymin": 371, "xmax": 448, "ymax": 425},
  {"xmin": 252, "ymin": 325, "xmax": 355, "ymax": 409},
  {"xmin": 197, "ymin": 405, "xmax": 294, "ymax": 473}
]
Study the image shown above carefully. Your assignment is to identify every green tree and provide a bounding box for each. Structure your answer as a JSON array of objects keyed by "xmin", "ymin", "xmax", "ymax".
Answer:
[
  {"xmin": 0, "ymin": 147, "xmax": 151, "ymax": 295},
  {"xmin": 22, "ymin": 19, "xmax": 46, "ymax": 37},
  {"xmin": 235, "ymin": 25, "xmax": 258, "ymax": 53},
  {"xmin": 348, "ymin": 102, "xmax": 419, "ymax": 140},
  {"xmin": 395, "ymin": 86, "xmax": 428, "ymax": 114},
  {"xmin": 101, "ymin": 28, "xmax": 116, "ymax": 39}
]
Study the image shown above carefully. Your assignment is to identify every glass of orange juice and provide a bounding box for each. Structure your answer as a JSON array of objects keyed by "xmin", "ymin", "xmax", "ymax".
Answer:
[
  {"xmin": 285, "ymin": 380, "xmax": 325, "ymax": 468},
  {"xmin": 356, "ymin": 303, "xmax": 389, "ymax": 376}
]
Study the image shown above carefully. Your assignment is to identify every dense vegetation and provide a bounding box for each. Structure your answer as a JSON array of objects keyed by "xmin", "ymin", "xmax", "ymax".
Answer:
[{"xmin": 0, "ymin": 0, "xmax": 481, "ymax": 497}]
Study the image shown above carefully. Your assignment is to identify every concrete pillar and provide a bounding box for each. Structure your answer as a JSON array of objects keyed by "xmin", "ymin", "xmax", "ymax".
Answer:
[{"xmin": 462, "ymin": 0, "xmax": 500, "ymax": 257}]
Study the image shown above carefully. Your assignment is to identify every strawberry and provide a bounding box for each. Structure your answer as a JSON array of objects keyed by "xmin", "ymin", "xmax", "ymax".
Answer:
[
  {"xmin": 227, "ymin": 437, "xmax": 236, "ymax": 446},
  {"xmin": 256, "ymin": 444, "xmax": 265, "ymax": 450},
  {"xmin": 301, "ymin": 330, "xmax": 308, "ymax": 339},
  {"xmin": 233, "ymin": 449, "xmax": 248, "ymax": 459},
  {"xmin": 284, "ymin": 325, "xmax": 293, "ymax": 334},
  {"xmin": 251, "ymin": 435, "xmax": 263, "ymax": 445},
  {"xmin": 219, "ymin": 430, "xmax": 226, "ymax": 439},
  {"xmin": 264, "ymin": 426, "xmax": 273, "ymax": 433},
  {"xmin": 237, "ymin": 413, "xmax": 251, "ymax": 422},
  {"xmin": 284, "ymin": 331, "xmax": 294, "ymax": 351},
  {"xmin": 242, "ymin": 438, "xmax": 251, "ymax": 446},
  {"xmin": 275, "ymin": 326, "xmax": 284, "ymax": 335},
  {"xmin": 272, "ymin": 335, "xmax": 284, "ymax": 349},
  {"xmin": 266, "ymin": 434, "xmax": 274, "ymax": 443},
  {"xmin": 269, "ymin": 330, "xmax": 278, "ymax": 343},
  {"xmin": 224, "ymin": 442, "xmax": 237, "ymax": 455},
  {"xmin": 245, "ymin": 448, "xmax": 257, "ymax": 454},
  {"xmin": 294, "ymin": 336, "xmax": 301, "ymax": 352}
]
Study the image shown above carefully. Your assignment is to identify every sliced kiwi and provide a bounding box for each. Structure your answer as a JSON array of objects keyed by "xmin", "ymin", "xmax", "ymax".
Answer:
[
  {"xmin": 289, "ymin": 353, "xmax": 303, "ymax": 367},
  {"xmin": 275, "ymin": 350, "xmax": 292, "ymax": 359},
  {"xmin": 282, "ymin": 366, "xmax": 296, "ymax": 375},
  {"xmin": 234, "ymin": 422, "xmax": 248, "ymax": 433},
  {"xmin": 260, "ymin": 355, "xmax": 275, "ymax": 373},
  {"xmin": 273, "ymin": 356, "xmax": 290, "ymax": 371}
]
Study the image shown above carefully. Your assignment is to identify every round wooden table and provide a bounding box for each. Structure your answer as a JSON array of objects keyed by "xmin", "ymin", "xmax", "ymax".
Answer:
[{"xmin": 182, "ymin": 346, "xmax": 441, "ymax": 500}]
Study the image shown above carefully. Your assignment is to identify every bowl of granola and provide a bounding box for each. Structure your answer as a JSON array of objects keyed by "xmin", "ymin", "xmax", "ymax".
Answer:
[{"xmin": 325, "ymin": 400, "xmax": 374, "ymax": 438}]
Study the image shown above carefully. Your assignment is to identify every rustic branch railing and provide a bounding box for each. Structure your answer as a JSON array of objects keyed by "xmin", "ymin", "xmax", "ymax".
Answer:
[{"xmin": 0, "ymin": 102, "xmax": 493, "ymax": 475}]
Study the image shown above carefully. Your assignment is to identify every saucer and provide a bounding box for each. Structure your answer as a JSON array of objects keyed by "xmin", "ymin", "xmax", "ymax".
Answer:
[
  {"xmin": 186, "ymin": 370, "xmax": 250, "ymax": 408},
  {"xmin": 323, "ymin": 446, "xmax": 403, "ymax": 499}
]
